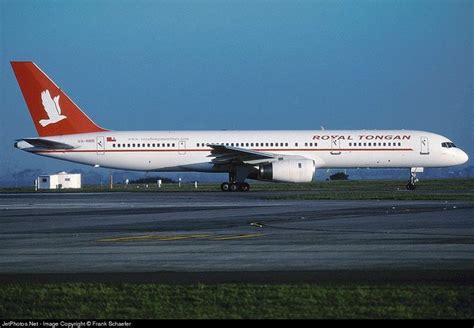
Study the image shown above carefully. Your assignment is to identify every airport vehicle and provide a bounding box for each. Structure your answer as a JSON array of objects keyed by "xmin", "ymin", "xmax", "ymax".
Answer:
[{"xmin": 12, "ymin": 62, "xmax": 469, "ymax": 191}]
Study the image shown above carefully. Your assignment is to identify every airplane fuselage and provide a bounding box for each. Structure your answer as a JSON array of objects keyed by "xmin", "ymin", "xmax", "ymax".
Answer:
[{"xmin": 16, "ymin": 130, "xmax": 468, "ymax": 172}]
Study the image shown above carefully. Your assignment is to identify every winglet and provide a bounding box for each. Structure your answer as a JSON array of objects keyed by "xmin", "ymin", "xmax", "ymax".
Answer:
[{"xmin": 11, "ymin": 61, "xmax": 108, "ymax": 137}]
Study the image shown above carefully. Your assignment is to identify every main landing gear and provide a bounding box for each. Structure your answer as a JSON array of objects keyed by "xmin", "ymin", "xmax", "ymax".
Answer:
[
  {"xmin": 221, "ymin": 182, "xmax": 250, "ymax": 192},
  {"xmin": 221, "ymin": 172, "xmax": 250, "ymax": 192}
]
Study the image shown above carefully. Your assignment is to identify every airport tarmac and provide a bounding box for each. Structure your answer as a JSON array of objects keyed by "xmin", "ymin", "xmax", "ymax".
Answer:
[{"xmin": 0, "ymin": 192, "xmax": 473, "ymax": 283}]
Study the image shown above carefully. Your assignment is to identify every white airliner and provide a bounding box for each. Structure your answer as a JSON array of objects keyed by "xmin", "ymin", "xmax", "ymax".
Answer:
[{"xmin": 11, "ymin": 61, "xmax": 469, "ymax": 191}]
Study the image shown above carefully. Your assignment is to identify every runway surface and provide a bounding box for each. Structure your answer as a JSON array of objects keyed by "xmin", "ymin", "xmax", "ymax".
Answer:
[{"xmin": 0, "ymin": 192, "xmax": 473, "ymax": 283}]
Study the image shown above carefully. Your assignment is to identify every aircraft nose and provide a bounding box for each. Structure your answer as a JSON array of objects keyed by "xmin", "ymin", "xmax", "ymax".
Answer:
[{"xmin": 458, "ymin": 149, "xmax": 469, "ymax": 164}]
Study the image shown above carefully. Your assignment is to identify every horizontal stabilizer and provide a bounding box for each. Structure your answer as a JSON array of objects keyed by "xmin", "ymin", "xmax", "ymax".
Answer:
[{"xmin": 18, "ymin": 138, "xmax": 76, "ymax": 149}]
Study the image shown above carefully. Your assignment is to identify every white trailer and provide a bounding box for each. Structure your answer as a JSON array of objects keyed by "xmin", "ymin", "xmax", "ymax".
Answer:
[{"xmin": 37, "ymin": 172, "xmax": 81, "ymax": 190}]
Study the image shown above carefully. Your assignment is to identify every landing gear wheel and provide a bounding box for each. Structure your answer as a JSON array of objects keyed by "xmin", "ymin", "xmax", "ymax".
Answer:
[
  {"xmin": 239, "ymin": 182, "xmax": 250, "ymax": 192},
  {"xmin": 229, "ymin": 183, "xmax": 239, "ymax": 192},
  {"xmin": 221, "ymin": 182, "xmax": 230, "ymax": 192},
  {"xmin": 406, "ymin": 182, "xmax": 416, "ymax": 191}
]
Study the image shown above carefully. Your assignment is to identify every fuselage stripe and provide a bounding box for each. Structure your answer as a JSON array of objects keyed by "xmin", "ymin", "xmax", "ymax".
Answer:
[{"xmin": 32, "ymin": 148, "xmax": 414, "ymax": 154}]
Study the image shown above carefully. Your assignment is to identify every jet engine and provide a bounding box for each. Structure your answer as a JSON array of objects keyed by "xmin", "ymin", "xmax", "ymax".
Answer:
[{"xmin": 258, "ymin": 159, "xmax": 315, "ymax": 183}]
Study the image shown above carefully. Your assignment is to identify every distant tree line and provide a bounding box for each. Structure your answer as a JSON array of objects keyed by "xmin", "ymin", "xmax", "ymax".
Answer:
[{"xmin": 329, "ymin": 172, "xmax": 349, "ymax": 180}]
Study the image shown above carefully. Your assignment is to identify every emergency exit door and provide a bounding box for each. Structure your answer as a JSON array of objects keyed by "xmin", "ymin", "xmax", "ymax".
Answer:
[
  {"xmin": 96, "ymin": 136, "xmax": 105, "ymax": 155},
  {"xmin": 330, "ymin": 138, "xmax": 341, "ymax": 155},
  {"xmin": 420, "ymin": 137, "xmax": 429, "ymax": 155},
  {"xmin": 179, "ymin": 140, "xmax": 186, "ymax": 155}
]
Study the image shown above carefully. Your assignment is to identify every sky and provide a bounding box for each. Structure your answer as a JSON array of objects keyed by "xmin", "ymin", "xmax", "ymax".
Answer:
[{"xmin": 0, "ymin": 0, "xmax": 472, "ymax": 176}]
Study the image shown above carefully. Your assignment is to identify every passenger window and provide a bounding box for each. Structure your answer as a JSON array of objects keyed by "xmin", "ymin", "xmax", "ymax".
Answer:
[
  {"xmin": 117, "ymin": 144, "xmax": 121, "ymax": 148},
  {"xmin": 295, "ymin": 143, "xmax": 298, "ymax": 147},
  {"xmin": 305, "ymin": 143, "xmax": 308, "ymax": 147},
  {"xmin": 132, "ymin": 144, "xmax": 136, "ymax": 147},
  {"xmin": 266, "ymin": 143, "xmax": 269, "ymax": 147},
  {"xmin": 285, "ymin": 143, "xmax": 288, "ymax": 147}
]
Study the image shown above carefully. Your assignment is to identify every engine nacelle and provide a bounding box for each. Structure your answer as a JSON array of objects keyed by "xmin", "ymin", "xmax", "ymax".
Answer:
[{"xmin": 258, "ymin": 159, "xmax": 315, "ymax": 183}]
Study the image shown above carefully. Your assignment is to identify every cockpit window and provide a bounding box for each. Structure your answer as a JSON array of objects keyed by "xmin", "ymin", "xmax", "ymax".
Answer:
[{"xmin": 442, "ymin": 142, "xmax": 457, "ymax": 148}]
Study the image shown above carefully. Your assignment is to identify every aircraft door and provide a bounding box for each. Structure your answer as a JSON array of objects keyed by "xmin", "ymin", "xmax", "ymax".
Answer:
[
  {"xmin": 330, "ymin": 138, "xmax": 341, "ymax": 155},
  {"xmin": 179, "ymin": 140, "xmax": 186, "ymax": 155},
  {"xmin": 96, "ymin": 136, "xmax": 105, "ymax": 155},
  {"xmin": 420, "ymin": 137, "xmax": 429, "ymax": 155}
]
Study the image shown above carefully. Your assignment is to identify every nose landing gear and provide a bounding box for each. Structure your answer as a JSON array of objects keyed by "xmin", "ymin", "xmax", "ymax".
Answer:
[
  {"xmin": 406, "ymin": 167, "xmax": 423, "ymax": 191},
  {"xmin": 406, "ymin": 179, "xmax": 416, "ymax": 190}
]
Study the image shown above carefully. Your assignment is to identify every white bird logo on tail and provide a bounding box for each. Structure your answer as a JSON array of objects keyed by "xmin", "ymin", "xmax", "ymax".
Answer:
[{"xmin": 39, "ymin": 90, "xmax": 67, "ymax": 127}]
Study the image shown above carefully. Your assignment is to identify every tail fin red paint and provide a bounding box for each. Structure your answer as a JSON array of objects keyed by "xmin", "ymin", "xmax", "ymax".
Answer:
[{"xmin": 11, "ymin": 61, "xmax": 108, "ymax": 137}]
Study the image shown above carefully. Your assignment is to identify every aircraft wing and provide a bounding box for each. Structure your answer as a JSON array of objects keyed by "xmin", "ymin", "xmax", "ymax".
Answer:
[
  {"xmin": 207, "ymin": 144, "xmax": 284, "ymax": 165},
  {"xmin": 19, "ymin": 138, "xmax": 76, "ymax": 150}
]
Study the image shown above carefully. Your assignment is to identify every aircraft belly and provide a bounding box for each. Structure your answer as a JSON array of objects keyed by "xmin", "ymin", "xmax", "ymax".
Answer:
[{"xmin": 90, "ymin": 151, "xmax": 214, "ymax": 171}]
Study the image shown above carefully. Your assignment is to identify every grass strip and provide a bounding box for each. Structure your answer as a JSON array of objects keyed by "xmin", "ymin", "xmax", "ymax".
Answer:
[{"xmin": 0, "ymin": 283, "xmax": 472, "ymax": 319}]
